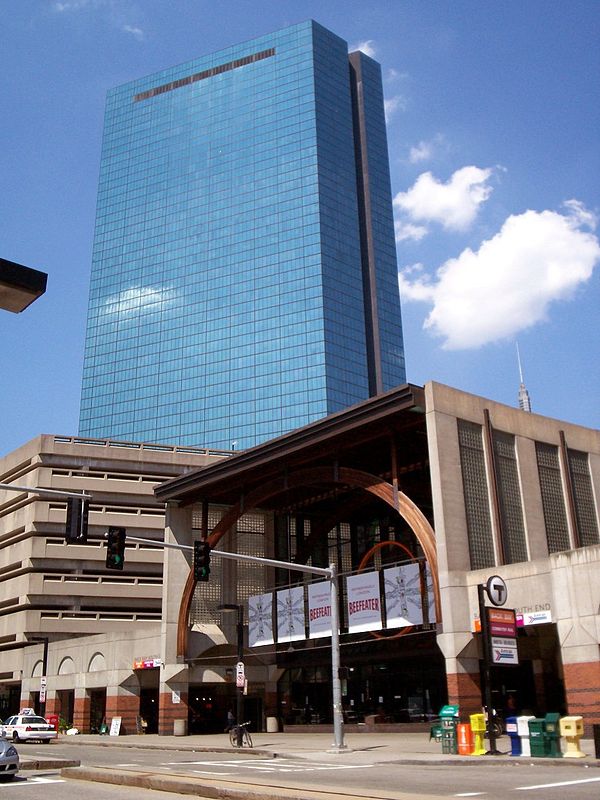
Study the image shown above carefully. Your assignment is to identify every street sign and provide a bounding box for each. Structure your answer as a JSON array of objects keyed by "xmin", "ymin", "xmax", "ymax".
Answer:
[
  {"xmin": 236, "ymin": 661, "xmax": 245, "ymax": 688},
  {"xmin": 517, "ymin": 610, "xmax": 552, "ymax": 626},
  {"xmin": 491, "ymin": 637, "xmax": 519, "ymax": 665},
  {"xmin": 487, "ymin": 607, "xmax": 516, "ymax": 637},
  {"xmin": 485, "ymin": 575, "xmax": 508, "ymax": 606}
]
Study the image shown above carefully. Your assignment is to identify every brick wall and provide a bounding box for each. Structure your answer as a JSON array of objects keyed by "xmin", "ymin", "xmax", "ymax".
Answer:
[
  {"xmin": 105, "ymin": 693, "xmax": 139, "ymax": 735},
  {"xmin": 446, "ymin": 671, "xmax": 482, "ymax": 717},
  {"xmin": 563, "ymin": 661, "xmax": 600, "ymax": 735},
  {"xmin": 158, "ymin": 690, "xmax": 189, "ymax": 736},
  {"xmin": 73, "ymin": 695, "xmax": 91, "ymax": 732}
]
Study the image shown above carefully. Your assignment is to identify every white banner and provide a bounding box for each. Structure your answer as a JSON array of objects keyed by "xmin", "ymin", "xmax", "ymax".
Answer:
[
  {"xmin": 384, "ymin": 563, "xmax": 423, "ymax": 628},
  {"xmin": 276, "ymin": 586, "xmax": 305, "ymax": 642},
  {"xmin": 346, "ymin": 571, "xmax": 382, "ymax": 633},
  {"xmin": 308, "ymin": 581, "xmax": 332, "ymax": 639},
  {"xmin": 248, "ymin": 592, "xmax": 274, "ymax": 647}
]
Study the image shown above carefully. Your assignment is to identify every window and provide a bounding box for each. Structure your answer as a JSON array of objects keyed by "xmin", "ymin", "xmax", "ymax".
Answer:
[
  {"xmin": 536, "ymin": 442, "xmax": 570, "ymax": 553},
  {"xmin": 568, "ymin": 449, "xmax": 600, "ymax": 547},
  {"xmin": 457, "ymin": 420, "xmax": 495, "ymax": 569},
  {"xmin": 493, "ymin": 431, "xmax": 528, "ymax": 564}
]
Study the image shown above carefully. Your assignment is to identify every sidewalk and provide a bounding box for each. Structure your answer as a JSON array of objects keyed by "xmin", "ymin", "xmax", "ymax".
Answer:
[{"xmin": 52, "ymin": 729, "xmax": 598, "ymax": 765}]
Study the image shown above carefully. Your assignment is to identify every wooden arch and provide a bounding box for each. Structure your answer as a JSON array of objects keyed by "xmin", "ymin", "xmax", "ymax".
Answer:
[{"xmin": 177, "ymin": 466, "xmax": 439, "ymax": 657}]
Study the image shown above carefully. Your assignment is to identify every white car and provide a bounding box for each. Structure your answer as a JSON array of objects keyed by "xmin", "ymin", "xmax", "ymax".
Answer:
[{"xmin": 1, "ymin": 714, "xmax": 57, "ymax": 743}]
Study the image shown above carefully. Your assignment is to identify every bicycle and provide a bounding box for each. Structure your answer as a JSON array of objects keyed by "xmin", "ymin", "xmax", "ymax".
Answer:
[{"xmin": 229, "ymin": 720, "xmax": 253, "ymax": 747}]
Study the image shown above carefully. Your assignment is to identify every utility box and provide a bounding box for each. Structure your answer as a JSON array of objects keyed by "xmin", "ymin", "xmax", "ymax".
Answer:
[{"xmin": 559, "ymin": 716, "xmax": 586, "ymax": 758}]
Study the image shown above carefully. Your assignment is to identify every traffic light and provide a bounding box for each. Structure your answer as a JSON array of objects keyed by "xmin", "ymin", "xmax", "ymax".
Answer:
[
  {"xmin": 65, "ymin": 497, "xmax": 89, "ymax": 543},
  {"xmin": 106, "ymin": 527, "xmax": 126, "ymax": 570},
  {"xmin": 194, "ymin": 540, "xmax": 211, "ymax": 582}
]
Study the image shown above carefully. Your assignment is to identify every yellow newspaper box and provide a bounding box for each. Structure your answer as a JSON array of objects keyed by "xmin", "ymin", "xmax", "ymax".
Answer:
[
  {"xmin": 469, "ymin": 713, "xmax": 486, "ymax": 756},
  {"xmin": 559, "ymin": 716, "xmax": 586, "ymax": 758}
]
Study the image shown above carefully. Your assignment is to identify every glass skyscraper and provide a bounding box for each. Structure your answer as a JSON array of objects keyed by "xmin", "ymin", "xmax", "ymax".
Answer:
[{"xmin": 79, "ymin": 20, "xmax": 405, "ymax": 450}]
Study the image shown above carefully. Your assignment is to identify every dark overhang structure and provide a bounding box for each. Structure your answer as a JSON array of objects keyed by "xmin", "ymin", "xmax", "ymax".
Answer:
[
  {"xmin": 155, "ymin": 383, "xmax": 441, "ymax": 659},
  {"xmin": 0, "ymin": 257, "xmax": 47, "ymax": 313},
  {"xmin": 156, "ymin": 383, "xmax": 428, "ymax": 509}
]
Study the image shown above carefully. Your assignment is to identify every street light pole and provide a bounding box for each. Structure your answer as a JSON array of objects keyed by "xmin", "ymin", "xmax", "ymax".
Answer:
[{"xmin": 218, "ymin": 604, "xmax": 244, "ymax": 747}]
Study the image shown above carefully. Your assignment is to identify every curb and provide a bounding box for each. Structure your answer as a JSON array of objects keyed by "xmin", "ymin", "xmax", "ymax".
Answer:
[
  {"xmin": 21, "ymin": 758, "xmax": 80, "ymax": 770},
  {"xmin": 60, "ymin": 765, "xmax": 448, "ymax": 800}
]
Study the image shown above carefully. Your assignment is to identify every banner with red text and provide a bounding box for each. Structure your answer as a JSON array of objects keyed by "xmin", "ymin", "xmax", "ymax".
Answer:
[
  {"xmin": 346, "ymin": 571, "xmax": 382, "ymax": 633},
  {"xmin": 308, "ymin": 581, "xmax": 332, "ymax": 639}
]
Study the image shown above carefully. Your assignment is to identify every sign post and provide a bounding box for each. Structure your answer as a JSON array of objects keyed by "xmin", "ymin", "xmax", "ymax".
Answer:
[{"xmin": 478, "ymin": 578, "xmax": 503, "ymax": 755}]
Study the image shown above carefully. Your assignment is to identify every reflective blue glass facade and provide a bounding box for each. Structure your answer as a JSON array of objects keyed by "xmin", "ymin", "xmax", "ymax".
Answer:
[{"xmin": 79, "ymin": 21, "xmax": 405, "ymax": 449}]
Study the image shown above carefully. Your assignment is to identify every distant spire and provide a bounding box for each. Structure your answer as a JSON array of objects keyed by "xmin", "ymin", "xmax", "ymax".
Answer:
[{"xmin": 516, "ymin": 343, "xmax": 532, "ymax": 413}]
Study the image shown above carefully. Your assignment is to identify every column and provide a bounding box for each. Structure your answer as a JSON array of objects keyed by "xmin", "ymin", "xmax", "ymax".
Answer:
[{"xmin": 72, "ymin": 688, "xmax": 90, "ymax": 732}]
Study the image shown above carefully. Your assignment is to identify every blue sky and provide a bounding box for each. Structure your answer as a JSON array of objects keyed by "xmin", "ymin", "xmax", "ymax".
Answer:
[{"xmin": 1, "ymin": 1, "xmax": 599, "ymax": 455}]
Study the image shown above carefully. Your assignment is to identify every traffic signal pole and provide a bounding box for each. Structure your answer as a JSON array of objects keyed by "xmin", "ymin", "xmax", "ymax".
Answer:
[
  {"xmin": 0, "ymin": 483, "xmax": 91, "ymax": 500},
  {"xmin": 125, "ymin": 533, "xmax": 346, "ymax": 750}
]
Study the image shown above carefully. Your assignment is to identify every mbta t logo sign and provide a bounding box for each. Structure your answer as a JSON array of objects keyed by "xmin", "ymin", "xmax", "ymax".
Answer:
[{"xmin": 485, "ymin": 575, "xmax": 508, "ymax": 607}]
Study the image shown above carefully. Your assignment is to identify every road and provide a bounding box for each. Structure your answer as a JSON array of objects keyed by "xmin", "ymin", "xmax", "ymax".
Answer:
[{"xmin": 6, "ymin": 740, "xmax": 600, "ymax": 799}]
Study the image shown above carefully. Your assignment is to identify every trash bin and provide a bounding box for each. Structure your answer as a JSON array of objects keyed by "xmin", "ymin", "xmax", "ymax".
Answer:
[
  {"xmin": 469, "ymin": 713, "xmax": 486, "ymax": 756},
  {"xmin": 528, "ymin": 719, "xmax": 546, "ymax": 757},
  {"xmin": 266, "ymin": 716, "xmax": 278, "ymax": 733},
  {"xmin": 544, "ymin": 713, "xmax": 562, "ymax": 757},
  {"xmin": 505, "ymin": 716, "xmax": 521, "ymax": 756},
  {"xmin": 559, "ymin": 716, "xmax": 586, "ymax": 758},
  {"xmin": 457, "ymin": 723, "xmax": 474, "ymax": 755},
  {"xmin": 173, "ymin": 718, "xmax": 187, "ymax": 736},
  {"xmin": 516, "ymin": 715, "xmax": 535, "ymax": 757}
]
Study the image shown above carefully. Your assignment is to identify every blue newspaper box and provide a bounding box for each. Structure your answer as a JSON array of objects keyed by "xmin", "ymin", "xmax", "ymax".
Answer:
[{"xmin": 506, "ymin": 716, "xmax": 521, "ymax": 756}]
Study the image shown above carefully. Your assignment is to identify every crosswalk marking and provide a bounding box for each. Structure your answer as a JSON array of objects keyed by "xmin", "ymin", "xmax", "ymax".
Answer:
[
  {"xmin": 514, "ymin": 776, "xmax": 600, "ymax": 791},
  {"xmin": 163, "ymin": 757, "xmax": 374, "ymax": 774}
]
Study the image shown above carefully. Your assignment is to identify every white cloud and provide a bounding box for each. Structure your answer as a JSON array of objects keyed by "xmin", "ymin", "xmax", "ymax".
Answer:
[
  {"xmin": 398, "ymin": 202, "xmax": 600, "ymax": 350},
  {"xmin": 52, "ymin": 0, "xmax": 145, "ymax": 39},
  {"xmin": 395, "ymin": 220, "xmax": 428, "ymax": 243},
  {"xmin": 394, "ymin": 166, "xmax": 495, "ymax": 232},
  {"xmin": 384, "ymin": 95, "xmax": 406, "ymax": 122},
  {"xmin": 350, "ymin": 39, "xmax": 377, "ymax": 58},
  {"xmin": 123, "ymin": 24, "xmax": 144, "ymax": 40},
  {"xmin": 408, "ymin": 134, "xmax": 446, "ymax": 164},
  {"xmin": 53, "ymin": 0, "xmax": 92, "ymax": 9},
  {"xmin": 104, "ymin": 286, "xmax": 176, "ymax": 316},
  {"xmin": 409, "ymin": 140, "xmax": 434, "ymax": 164}
]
